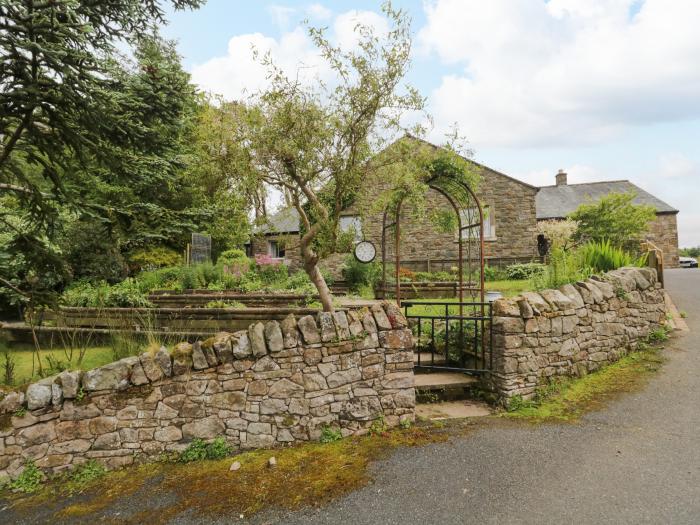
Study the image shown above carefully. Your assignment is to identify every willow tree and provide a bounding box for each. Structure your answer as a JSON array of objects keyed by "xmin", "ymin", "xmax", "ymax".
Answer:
[{"xmin": 226, "ymin": 3, "xmax": 471, "ymax": 312}]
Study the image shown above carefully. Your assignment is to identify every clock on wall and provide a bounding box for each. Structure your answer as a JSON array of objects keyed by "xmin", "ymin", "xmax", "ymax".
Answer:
[{"xmin": 354, "ymin": 240, "xmax": 376, "ymax": 263}]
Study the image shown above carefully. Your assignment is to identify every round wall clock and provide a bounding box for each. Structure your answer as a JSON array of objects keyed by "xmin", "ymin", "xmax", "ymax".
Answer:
[{"xmin": 354, "ymin": 240, "xmax": 376, "ymax": 263}]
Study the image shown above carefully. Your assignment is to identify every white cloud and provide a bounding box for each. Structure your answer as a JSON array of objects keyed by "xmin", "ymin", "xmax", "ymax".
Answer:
[
  {"xmin": 267, "ymin": 5, "xmax": 297, "ymax": 31},
  {"xmin": 307, "ymin": 3, "xmax": 332, "ymax": 20},
  {"xmin": 190, "ymin": 8, "xmax": 390, "ymax": 101},
  {"xmin": 190, "ymin": 28, "xmax": 328, "ymax": 99},
  {"xmin": 510, "ymin": 164, "xmax": 603, "ymax": 187},
  {"xmin": 419, "ymin": 0, "xmax": 700, "ymax": 147},
  {"xmin": 658, "ymin": 153, "xmax": 698, "ymax": 179}
]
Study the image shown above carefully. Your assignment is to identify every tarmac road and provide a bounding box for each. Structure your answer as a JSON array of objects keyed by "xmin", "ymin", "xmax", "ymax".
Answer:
[{"xmin": 257, "ymin": 268, "xmax": 700, "ymax": 525}]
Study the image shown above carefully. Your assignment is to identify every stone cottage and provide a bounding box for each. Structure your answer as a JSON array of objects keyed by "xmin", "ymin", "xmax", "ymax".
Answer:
[
  {"xmin": 247, "ymin": 140, "xmax": 680, "ymax": 272},
  {"xmin": 536, "ymin": 170, "xmax": 679, "ymax": 267}
]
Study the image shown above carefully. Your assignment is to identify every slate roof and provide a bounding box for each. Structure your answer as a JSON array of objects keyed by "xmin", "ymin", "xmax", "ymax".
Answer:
[
  {"xmin": 255, "ymin": 206, "xmax": 300, "ymax": 234},
  {"xmin": 535, "ymin": 180, "xmax": 678, "ymax": 220}
]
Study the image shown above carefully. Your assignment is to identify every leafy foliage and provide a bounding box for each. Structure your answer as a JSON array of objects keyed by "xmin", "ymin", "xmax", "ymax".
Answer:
[
  {"xmin": 210, "ymin": 4, "xmax": 478, "ymax": 312},
  {"xmin": 65, "ymin": 460, "xmax": 107, "ymax": 494},
  {"xmin": 343, "ymin": 255, "xmax": 382, "ymax": 293},
  {"xmin": 537, "ymin": 219, "xmax": 579, "ymax": 251},
  {"xmin": 569, "ymin": 192, "xmax": 656, "ymax": 250},
  {"xmin": 62, "ymin": 279, "xmax": 152, "ymax": 308},
  {"xmin": 8, "ymin": 461, "xmax": 43, "ymax": 493},
  {"xmin": 320, "ymin": 426, "xmax": 343, "ymax": 444},
  {"xmin": 532, "ymin": 248, "xmax": 592, "ymax": 290},
  {"xmin": 178, "ymin": 438, "xmax": 231, "ymax": 463},
  {"xmin": 577, "ymin": 240, "xmax": 647, "ymax": 273},
  {"xmin": 504, "ymin": 263, "xmax": 546, "ymax": 280},
  {"xmin": 127, "ymin": 247, "xmax": 183, "ymax": 273},
  {"xmin": 0, "ymin": 1, "xmax": 260, "ymax": 310}
]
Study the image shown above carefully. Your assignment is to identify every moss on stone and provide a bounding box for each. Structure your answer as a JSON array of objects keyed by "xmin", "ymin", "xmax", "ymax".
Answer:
[
  {"xmin": 7, "ymin": 425, "xmax": 452, "ymax": 522},
  {"xmin": 502, "ymin": 346, "xmax": 664, "ymax": 423}
]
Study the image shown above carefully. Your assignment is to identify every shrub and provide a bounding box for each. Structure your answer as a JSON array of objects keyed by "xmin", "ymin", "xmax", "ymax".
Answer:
[
  {"xmin": 505, "ymin": 263, "xmax": 546, "ymax": 280},
  {"xmin": 136, "ymin": 266, "xmax": 183, "ymax": 293},
  {"xmin": 257, "ymin": 261, "xmax": 288, "ymax": 284},
  {"xmin": 62, "ymin": 279, "xmax": 151, "ymax": 308},
  {"xmin": 411, "ymin": 270, "xmax": 454, "ymax": 282},
  {"xmin": 106, "ymin": 278, "xmax": 152, "ymax": 307},
  {"xmin": 483, "ymin": 265, "xmax": 509, "ymax": 282},
  {"xmin": 532, "ymin": 248, "xmax": 591, "ymax": 290},
  {"xmin": 576, "ymin": 240, "xmax": 647, "ymax": 273},
  {"xmin": 217, "ymin": 249, "xmax": 249, "ymax": 266},
  {"xmin": 127, "ymin": 246, "xmax": 182, "ymax": 273},
  {"xmin": 569, "ymin": 192, "xmax": 656, "ymax": 250},
  {"xmin": 343, "ymin": 255, "xmax": 381, "ymax": 292},
  {"xmin": 397, "ymin": 267, "xmax": 416, "ymax": 282}
]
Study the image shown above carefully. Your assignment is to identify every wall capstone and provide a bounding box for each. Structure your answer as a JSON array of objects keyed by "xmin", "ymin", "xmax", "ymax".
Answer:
[{"xmin": 0, "ymin": 303, "xmax": 415, "ymax": 481}]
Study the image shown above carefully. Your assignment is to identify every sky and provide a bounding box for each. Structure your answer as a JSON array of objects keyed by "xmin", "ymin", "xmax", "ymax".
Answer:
[{"xmin": 161, "ymin": 0, "xmax": 700, "ymax": 247}]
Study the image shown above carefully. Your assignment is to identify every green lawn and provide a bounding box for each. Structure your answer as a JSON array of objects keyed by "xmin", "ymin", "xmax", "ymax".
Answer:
[
  {"xmin": 485, "ymin": 279, "xmax": 530, "ymax": 297},
  {"xmin": 402, "ymin": 279, "xmax": 531, "ymax": 317},
  {"xmin": 0, "ymin": 345, "xmax": 116, "ymax": 387}
]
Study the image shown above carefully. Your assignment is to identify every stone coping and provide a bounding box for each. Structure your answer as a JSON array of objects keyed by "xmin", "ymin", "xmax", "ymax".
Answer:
[{"xmin": 0, "ymin": 302, "xmax": 408, "ymax": 415}]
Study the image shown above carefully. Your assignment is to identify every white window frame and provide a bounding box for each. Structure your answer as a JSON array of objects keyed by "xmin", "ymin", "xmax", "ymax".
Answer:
[
  {"xmin": 267, "ymin": 240, "xmax": 285, "ymax": 258},
  {"xmin": 458, "ymin": 206, "xmax": 495, "ymax": 240}
]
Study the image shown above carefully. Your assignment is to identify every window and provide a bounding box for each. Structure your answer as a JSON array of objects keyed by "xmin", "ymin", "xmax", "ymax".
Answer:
[
  {"xmin": 339, "ymin": 215, "xmax": 363, "ymax": 242},
  {"xmin": 458, "ymin": 206, "xmax": 495, "ymax": 240},
  {"xmin": 268, "ymin": 240, "xmax": 285, "ymax": 258}
]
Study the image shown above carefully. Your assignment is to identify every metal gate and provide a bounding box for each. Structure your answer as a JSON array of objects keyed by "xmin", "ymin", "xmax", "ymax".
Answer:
[{"xmin": 403, "ymin": 300, "xmax": 492, "ymax": 374}]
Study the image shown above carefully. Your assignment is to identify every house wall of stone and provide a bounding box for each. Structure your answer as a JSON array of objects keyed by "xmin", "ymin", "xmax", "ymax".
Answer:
[
  {"xmin": 340, "ymin": 164, "xmax": 540, "ymax": 272},
  {"xmin": 250, "ymin": 233, "xmax": 303, "ymax": 271},
  {"xmin": 0, "ymin": 303, "xmax": 414, "ymax": 480},
  {"xmin": 647, "ymin": 213, "xmax": 679, "ymax": 269},
  {"xmin": 490, "ymin": 267, "xmax": 667, "ymax": 400}
]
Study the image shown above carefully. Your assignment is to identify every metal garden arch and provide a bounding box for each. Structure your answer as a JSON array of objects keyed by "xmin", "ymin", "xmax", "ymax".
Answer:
[{"xmin": 380, "ymin": 174, "xmax": 486, "ymax": 307}]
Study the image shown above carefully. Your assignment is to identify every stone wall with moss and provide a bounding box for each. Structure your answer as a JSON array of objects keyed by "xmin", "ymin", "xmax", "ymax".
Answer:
[
  {"xmin": 0, "ymin": 303, "xmax": 415, "ymax": 481},
  {"xmin": 490, "ymin": 267, "xmax": 667, "ymax": 400}
]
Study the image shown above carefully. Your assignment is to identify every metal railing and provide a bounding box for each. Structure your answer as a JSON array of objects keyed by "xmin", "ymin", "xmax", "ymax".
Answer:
[{"xmin": 403, "ymin": 300, "xmax": 492, "ymax": 374}]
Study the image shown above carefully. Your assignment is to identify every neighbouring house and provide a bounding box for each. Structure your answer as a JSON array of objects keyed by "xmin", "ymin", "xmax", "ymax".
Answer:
[
  {"xmin": 246, "ymin": 206, "xmax": 302, "ymax": 269},
  {"xmin": 247, "ymin": 141, "xmax": 680, "ymax": 273},
  {"xmin": 536, "ymin": 170, "xmax": 679, "ymax": 268}
]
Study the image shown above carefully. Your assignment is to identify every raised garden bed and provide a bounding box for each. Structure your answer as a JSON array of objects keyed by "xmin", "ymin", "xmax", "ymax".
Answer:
[
  {"xmin": 50, "ymin": 306, "xmax": 323, "ymax": 333},
  {"xmin": 375, "ymin": 281, "xmax": 480, "ymax": 299},
  {"xmin": 148, "ymin": 285, "xmax": 349, "ymax": 308}
]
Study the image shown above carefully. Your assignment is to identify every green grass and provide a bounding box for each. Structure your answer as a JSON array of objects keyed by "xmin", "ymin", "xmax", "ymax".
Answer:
[
  {"xmin": 402, "ymin": 279, "xmax": 531, "ymax": 317},
  {"xmin": 0, "ymin": 345, "xmax": 115, "ymax": 386},
  {"xmin": 503, "ymin": 347, "xmax": 664, "ymax": 423},
  {"xmin": 485, "ymin": 279, "xmax": 530, "ymax": 297}
]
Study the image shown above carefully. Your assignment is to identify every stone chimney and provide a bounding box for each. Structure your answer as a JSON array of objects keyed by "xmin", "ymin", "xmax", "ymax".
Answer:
[{"xmin": 556, "ymin": 169, "xmax": 568, "ymax": 186}]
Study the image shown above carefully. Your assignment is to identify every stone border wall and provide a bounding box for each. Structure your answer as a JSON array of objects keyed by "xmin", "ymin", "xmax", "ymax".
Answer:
[
  {"xmin": 490, "ymin": 267, "xmax": 667, "ymax": 400},
  {"xmin": 0, "ymin": 303, "xmax": 415, "ymax": 480}
]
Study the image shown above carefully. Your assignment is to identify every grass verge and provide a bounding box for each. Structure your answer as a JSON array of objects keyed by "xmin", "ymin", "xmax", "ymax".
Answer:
[
  {"xmin": 6, "ymin": 424, "xmax": 453, "ymax": 523},
  {"xmin": 502, "ymin": 346, "xmax": 665, "ymax": 423},
  {"xmin": 0, "ymin": 345, "xmax": 115, "ymax": 387}
]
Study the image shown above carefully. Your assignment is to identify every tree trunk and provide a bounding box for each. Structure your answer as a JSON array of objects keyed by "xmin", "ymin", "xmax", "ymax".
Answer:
[{"xmin": 304, "ymin": 259, "xmax": 335, "ymax": 313}]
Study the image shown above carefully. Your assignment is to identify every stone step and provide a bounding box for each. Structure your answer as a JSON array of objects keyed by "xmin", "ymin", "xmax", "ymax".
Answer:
[
  {"xmin": 414, "ymin": 372, "xmax": 479, "ymax": 390},
  {"xmin": 413, "ymin": 352, "xmax": 447, "ymax": 365},
  {"xmin": 414, "ymin": 372, "xmax": 482, "ymax": 403},
  {"xmin": 416, "ymin": 399, "xmax": 491, "ymax": 420}
]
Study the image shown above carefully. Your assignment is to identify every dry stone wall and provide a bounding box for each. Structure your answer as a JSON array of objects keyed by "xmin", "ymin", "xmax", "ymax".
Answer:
[
  {"xmin": 0, "ymin": 303, "xmax": 415, "ymax": 481},
  {"xmin": 490, "ymin": 267, "xmax": 667, "ymax": 400}
]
